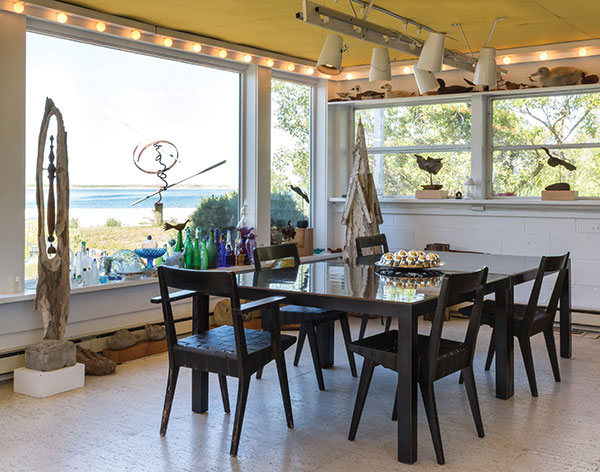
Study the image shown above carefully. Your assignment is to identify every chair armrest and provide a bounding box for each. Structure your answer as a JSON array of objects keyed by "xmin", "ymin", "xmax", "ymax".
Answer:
[
  {"xmin": 240, "ymin": 295, "xmax": 286, "ymax": 314},
  {"xmin": 150, "ymin": 289, "xmax": 197, "ymax": 304}
]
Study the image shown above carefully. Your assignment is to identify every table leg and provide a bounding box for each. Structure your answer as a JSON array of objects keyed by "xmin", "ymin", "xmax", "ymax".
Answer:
[
  {"xmin": 316, "ymin": 320, "xmax": 335, "ymax": 368},
  {"xmin": 191, "ymin": 294, "xmax": 209, "ymax": 413},
  {"xmin": 495, "ymin": 282, "xmax": 514, "ymax": 400},
  {"xmin": 396, "ymin": 314, "xmax": 418, "ymax": 464},
  {"xmin": 560, "ymin": 260, "xmax": 572, "ymax": 359}
]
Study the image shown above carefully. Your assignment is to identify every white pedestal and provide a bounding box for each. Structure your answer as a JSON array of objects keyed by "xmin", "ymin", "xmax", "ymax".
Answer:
[{"xmin": 14, "ymin": 363, "xmax": 85, "ymax": 398}]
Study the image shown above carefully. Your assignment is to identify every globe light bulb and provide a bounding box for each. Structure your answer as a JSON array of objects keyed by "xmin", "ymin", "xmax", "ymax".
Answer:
[
  {"xmin": 287, "ymin": 63, "xmax": 296, "ymax": 72},
  {"xmin": 539, "ymin": 51, "xmax": 548, "ymax": 61},
  {"xmin": 243, "ymin": 54, "xmax": 252, "ymax": 63},
  {"xmin": 219, "ymin": 49, "xmax": 228, "ymax": 58},
  {"xmin": 96, "ymin": 21, "xmax": 106, "ymax": 32},
  {"xmin": 403, "ymin": 66, "xmax": 412, "ymax": 74},
  {"xmin": 305, "ymin": 67, "xmax": 314, "ymax": 75},
  {"xmin": 56, "ymin": 12, "xmax": 68, "ymax": 23},
  {"xmin": 579, "ymin": 48, "xmax": 588, "ymax": 57},
  {"xmin": 266, "ymin": 58, "xmax": 274, "ymax": 67},
  {"xmin": 192, "ymin": 43, "xmax": 202, "ymax": 53},
  {"xmin": 131, "ymin": 30, "xmax": 141, "ymax": 40},
  {"xmin": 163, "ymin": 37, "xmax": 173, "ymax": 47},
  {"xmin": 503, "ymin": 56, "xmax": 512, "ymax": 65},
  {"xmin": 13, "ymin": 1, "xmax": 25, "ymax": 14}
]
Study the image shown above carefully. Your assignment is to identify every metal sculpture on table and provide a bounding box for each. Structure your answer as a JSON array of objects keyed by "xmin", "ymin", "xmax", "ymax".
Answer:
[
  {"xmin": 35, "ymin": 98, "xmax": 71, "ymax": 340},
  {"xmin": 130, "ymin": 139, "xmax": 226, "ymax": 224},
  {"xmin": 341, "ymin": 119, "xmax": 383, "ymax": 262}
]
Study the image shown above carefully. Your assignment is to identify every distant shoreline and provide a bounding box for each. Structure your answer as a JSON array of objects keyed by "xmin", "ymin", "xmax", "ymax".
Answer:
[{"xmin": 25, "ymin": 185, "xmax": 235, "ymax": 190}]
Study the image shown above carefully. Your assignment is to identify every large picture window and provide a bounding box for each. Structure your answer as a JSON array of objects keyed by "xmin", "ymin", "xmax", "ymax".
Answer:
[
  {"xmin": 25, "ymin": 32, "xmax": 240, "ymax": 282},
  {"xmin": 355, "ymin": 101, "xmax": 471, "ymax": 196},
  {"xmin": 492, "ymin": 92, "xmax": 600, "ymax": 197},
  {"xmin": 270, "ymin": 78, "xmax": 312, "ymax": 244}
]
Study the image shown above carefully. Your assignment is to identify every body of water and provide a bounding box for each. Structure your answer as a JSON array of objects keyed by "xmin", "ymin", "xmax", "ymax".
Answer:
[{"xmin": 26, "ymin": 187, "xmax": 234, "ymax": 209}]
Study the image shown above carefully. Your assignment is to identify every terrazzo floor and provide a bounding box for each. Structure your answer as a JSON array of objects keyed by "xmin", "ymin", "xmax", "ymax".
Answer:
[{"xmin": 2, "ymin": 317, "xmax": 600, "ymax": 472}]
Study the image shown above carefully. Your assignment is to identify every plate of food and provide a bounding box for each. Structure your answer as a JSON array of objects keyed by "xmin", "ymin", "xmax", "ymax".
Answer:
[{"xmin": 374, "ymin": 250, "xmax": 444, "ymax": 272}]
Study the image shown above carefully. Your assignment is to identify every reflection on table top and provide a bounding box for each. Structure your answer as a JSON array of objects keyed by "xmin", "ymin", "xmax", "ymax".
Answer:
[{"xmin": 236, "ymin": 251, "xmax": 536, "ymax": 305}]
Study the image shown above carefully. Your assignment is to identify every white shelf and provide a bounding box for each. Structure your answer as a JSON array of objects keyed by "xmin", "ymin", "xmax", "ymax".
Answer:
[{"xmin": 328, "ymin": 83, "xmax": 600, "ymax": 108}]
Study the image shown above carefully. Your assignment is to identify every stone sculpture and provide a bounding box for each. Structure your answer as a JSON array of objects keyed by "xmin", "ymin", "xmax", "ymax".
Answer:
[
  {"xmin": 416, "ymin": 154, "xmax": 444, "ymax": 190},
  {"xmin": 341, "ymin": 119, "xmax": 383, "ymax": 261}
]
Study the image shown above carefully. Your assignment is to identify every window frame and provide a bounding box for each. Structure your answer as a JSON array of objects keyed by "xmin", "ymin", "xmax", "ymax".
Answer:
[
  {"xmin": 490, "ymin": 88, "xmax": 600, "ymax": 199},
  {"xmin": 350, "ymin": 96, "xmax": 473, "ymax": 197}
]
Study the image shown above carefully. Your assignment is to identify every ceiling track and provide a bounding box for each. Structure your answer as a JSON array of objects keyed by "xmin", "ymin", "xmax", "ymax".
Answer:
[{"xmin": 298, "ymin": 0, "xmax": 476, "ymax": 72}]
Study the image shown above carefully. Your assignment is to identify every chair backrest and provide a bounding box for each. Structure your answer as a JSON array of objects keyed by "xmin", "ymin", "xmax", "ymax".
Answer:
[
  {"xmin": 253, "ymin": 243, "xmax": 301, "ymax": 271},
  {"xmin": 355, "ymin": 234, "xmax": 389, "ymax": 257},
  {"xmin": 157, "ymin": 266, "xmax": 249, "ymax": 368},
  {"xmin": 426, "ymin": 267, "xmax": 489, "ymax": 381},
  {"xmin": 523, "ymin": 252, "xmax": 570, "ymax": 330}
]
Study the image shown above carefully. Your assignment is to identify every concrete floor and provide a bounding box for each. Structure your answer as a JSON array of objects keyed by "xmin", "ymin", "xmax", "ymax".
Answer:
[{"xmin": 1, "ymin": 317, "xmax": 600, "ymax": 472}]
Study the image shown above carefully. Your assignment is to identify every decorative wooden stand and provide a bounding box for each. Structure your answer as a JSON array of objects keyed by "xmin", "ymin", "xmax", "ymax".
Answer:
[
  {"xmin": 541, "ymin": 190, "xmax": 578, "ymax": 201},
  {"xmin": 293, "ymin": 228, "xmax": 314, "ymax": 257},
  {"xmin": 415, "ymin": 190, "xmax": 448, "ymax": 199}
]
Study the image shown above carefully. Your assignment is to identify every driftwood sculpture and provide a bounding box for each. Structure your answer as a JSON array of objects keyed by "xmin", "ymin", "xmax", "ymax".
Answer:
[
  {"xmin": 341, "ymin": 120, "xmax": 383, "ymax": 261},
  {"xmin": 542, "ymin": 147, "xmax": 577, "ymax": 191},
  {"xmin": 415, "ymin": 154, "xmax": 443, "ymax": 190},
  {"xmin": 35, "ymin": 99, "xmax": 71, "ymax": 340}
]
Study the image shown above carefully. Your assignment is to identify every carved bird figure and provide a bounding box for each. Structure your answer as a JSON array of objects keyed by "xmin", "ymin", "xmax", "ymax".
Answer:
[
  {"xmin": 542, "ymin": 147, "xmax": 576, "ymax": 171},
  {"xmin": 290, "ymin": 185, "xmax": 309, "ymax": 203},
  {"xmin": 436, "ymin": 78, "xmax": 473, "ymax": 94},
  {"xmin": 380, "ymin": 83, "xmax": 415, "ymax": 98},
  {"xmin": 281, "ymin": 220, "xmax": 296, "ymax": 241},
  {"xmin": 163, "ymin": 218, "xmax": 189, "ymax": 232},
  {"xmin": 351, "ymin": 85, "xmax": 385, "ymax": 100},
  {"xmin": 582, "ymin": 74, "xmax": 599, "ymax": 84},
  {"xmin": 529, "ymin": 66, "xmax": 585, "ymax": 87},
  {"xmin": 415, "ymin": 154, "xmax": 443, "ymax": 175}
]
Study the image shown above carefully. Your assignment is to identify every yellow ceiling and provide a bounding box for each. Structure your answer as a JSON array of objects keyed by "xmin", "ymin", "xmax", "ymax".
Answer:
[{"xmin": 61, "ymin": 0, "xmax": 599, "ymax": 66}]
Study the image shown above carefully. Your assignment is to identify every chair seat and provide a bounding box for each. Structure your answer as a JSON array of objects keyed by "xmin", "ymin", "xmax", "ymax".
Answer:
[
  {"xmin": 461, "ymin": 300, "xmax": 552, "ymax": 334},
  {"xmin": 174, "ymin": 326, "xmax": 296, "ymax": 377},
  {"xmin": 349, "ymin": 330, "xmax": 470, "ymax": 380},
  {"xmin": 279, "ymin": 305, "xmax": 343, "ymax": 324}
]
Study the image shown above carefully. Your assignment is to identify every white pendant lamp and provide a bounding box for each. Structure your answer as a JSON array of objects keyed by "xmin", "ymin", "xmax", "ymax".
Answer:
[
  {"xmin": 317, "ymin": 34, "xmax": 344, "ymax": 75},
  {"xmin": 474, "ymin": 47, "xmax": 497, "ymax": 86},
  {"xmin": 414, "ymin": 68, "xmax": 439, "ymax": 94},
  {"xmin": 416, "ymin": 32, "xmax": 446, "ymax": 72},
  {"xmin": 369, "ymin": 47, "xmax": 391, "ymax": 81}
]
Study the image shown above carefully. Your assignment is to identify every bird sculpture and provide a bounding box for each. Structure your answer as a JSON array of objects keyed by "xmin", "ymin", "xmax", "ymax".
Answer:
[
  {"xmin": 436, "ymin": 78, "xmax": 473, "ymax": 95},
  {"xmin": 529, "ymin": 66, "xmax": 586, "ymax": 87},
  {"xmin": 289, "ymin": 185, "xmax": 309, "ymax": 203},
  {"xmin": 542, "ymin": 147, "xmax": 576, "ymax": 191},
  {"xmin": 582, "ymin": 74, "xmax": 599, "ymax": 84},
  {"xmin": 415, "ymin": 154, "xmax": 443, "ymax": 189},
  {"xmin": 162, "ymin": 218, "xmax": 189, "ymax": 232},
  {"xmin": 281, "ymin": 220, "xmax": 296, "ymax": 242},
  {"xmin": 380, "ymin": 84, "xmax": 415, "ymax": 98},
  {"xmin": 350, "ymin": 85, "xmax": 385, "ymax": 100}
]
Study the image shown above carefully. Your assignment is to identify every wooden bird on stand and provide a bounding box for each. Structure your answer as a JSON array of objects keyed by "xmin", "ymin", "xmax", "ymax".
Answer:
[
  {"xmin": 341, "ymin": 119, "xmax": 383, "ymax": 261},
  {"xmin": 415, "ymin": 154, "xmax": 443, "ymax": 190},
  {"xmin": 542, "ymin": 147, "xmax": 577, "ymax": 191}
]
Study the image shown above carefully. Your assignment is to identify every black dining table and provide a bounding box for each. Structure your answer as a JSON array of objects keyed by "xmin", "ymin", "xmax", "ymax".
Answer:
[{"xmin": 188, "ymin": 252, "xmax": 572, "ymax": 464}]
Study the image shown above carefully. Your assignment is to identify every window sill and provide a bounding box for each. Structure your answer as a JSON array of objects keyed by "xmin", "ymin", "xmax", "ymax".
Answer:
[
  {"xmin": 0, "ymin": 253, "xmax": 340, "ymax": 306},
  {"xmin": 329, "ymin": 196, "xmax": 600, "ymax": 210}
]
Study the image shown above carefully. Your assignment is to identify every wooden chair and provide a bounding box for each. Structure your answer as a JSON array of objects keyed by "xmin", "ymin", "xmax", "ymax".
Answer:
[
  {"xmin": 348, "ymin": 267, "xmax": 488, "ymax": 465},
  {"xmin": 156, "ymin": 266, "xmax": 296, "ymax": 456},
  {"xmin": 355, "ymin": 234, "xmax": 393, "ymax": 339},
  {"xmin": 253, "ymin": 243, "xmax": 357, "ymax": 390},
  {"xmin": 461, "ymin": 253, "xmax": 568, "ymax": 397}
]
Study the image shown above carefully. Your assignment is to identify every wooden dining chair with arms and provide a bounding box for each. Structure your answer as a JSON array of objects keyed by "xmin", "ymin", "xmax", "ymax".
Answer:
[
  {"xmin": 355, "ymin": 234, "xmax": 394, "ymax": 338},
  {"xmin": 460, "ymin": 252, "xmax": 569, "ymax": 397},
  {"xmin": 156, "ymin": 266, "xmax": 296, "ymax": 456},
  {"xmin": 253, "ymin": 243, "xmax": 357, "ymax": 390},
  {"xmin": 348, "ymin": 267, "xmax": 489, "ymax": 465}
]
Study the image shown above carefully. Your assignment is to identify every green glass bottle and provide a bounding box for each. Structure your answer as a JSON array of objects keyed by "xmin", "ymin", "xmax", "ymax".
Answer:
[
  {"xmin": 200, "ymin": 239, "xmax": 208, "ymax": 270},
  {"xmin": 206, "ymin": 228, "xmax": 218, "ymax": 269},
  {"xmin": 174, "ymin": 229, "xmax": 183, "ymax": 253},
  {"xmin": 192, "ymin": 234, "xmax": 201, "ymax": 270},
  {"xmin": 184, "ymin": 229, "xmax": 194, "ymax": 269}
]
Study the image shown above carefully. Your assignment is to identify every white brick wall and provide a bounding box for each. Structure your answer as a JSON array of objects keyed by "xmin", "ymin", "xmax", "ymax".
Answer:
[{"xmin": 332, "ymin": 202, "xmax": 600, "ymax": 312}]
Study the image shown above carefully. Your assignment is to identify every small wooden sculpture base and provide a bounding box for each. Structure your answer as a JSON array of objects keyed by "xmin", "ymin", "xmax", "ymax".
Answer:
[
  {"xmin": 541, "ymin": 190, "xmax": 578, "ymax": 201},
  {"xmin": 416, "ymin": 190, "xmax": 448, "ymax": 199},
  {"xmin": 293, "ymin": 228, "xmax": 314, "ymax": 257},
  {"xmin": 103, "ymin": 339, "xmax": 167, "ymax": 364}
]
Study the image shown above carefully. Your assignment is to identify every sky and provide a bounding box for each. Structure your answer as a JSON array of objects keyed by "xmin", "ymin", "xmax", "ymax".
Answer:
[{"xmin": 26, "ymin": 32, "xmax": 240, "ymax": 188}]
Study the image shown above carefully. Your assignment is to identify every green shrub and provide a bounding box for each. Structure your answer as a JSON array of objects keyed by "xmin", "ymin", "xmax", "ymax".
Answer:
[
  {"xmin": 105, "ymin": 217, "xmax": 122, "ymax": 227},
  {"xmin": 190, "ymin": 191, "xmax": 239, "ymax": 237},
  {"xmin": 69, "ymin": 217, "xmax": 79, "ymax": 228}
]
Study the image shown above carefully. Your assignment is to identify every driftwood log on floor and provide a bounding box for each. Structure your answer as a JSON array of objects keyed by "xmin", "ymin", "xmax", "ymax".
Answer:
[{"xmin": 76, "ymin": 346, "xmax": 116, "ymax": 375}]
